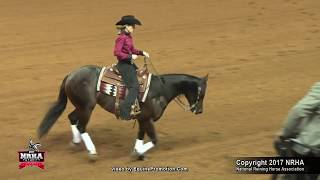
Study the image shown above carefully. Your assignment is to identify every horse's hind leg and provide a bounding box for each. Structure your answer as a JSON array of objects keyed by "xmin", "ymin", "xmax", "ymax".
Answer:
[
  {"xmin": 68, "ymin": 109, "xmax": 81, "ymax": 144},
  {"xmin": 76, "ymin": 108, "xmax": 98, "ymax": 159}
]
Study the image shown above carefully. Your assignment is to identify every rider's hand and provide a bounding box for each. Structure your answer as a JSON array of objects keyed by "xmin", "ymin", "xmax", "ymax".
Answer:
[
  {"xmin": 274, "ymin": 136, "xmax": 287, "ymax": 155},
  {"xmin": 132, "ymin": 54, "xmax": 138, "ymax": 60},
  {"xmin": 143, "ymin": 51, "xmax": 150, "ymax": 58}
]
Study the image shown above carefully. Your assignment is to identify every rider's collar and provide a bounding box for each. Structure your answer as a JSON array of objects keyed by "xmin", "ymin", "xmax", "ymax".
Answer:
[{"xmin": 121, "ymin": 31, "xmax": 131, "ymax": 36}]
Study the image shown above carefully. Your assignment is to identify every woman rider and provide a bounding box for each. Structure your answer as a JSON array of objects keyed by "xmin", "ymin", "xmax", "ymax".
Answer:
[{"xmin": 114, "ymin": 15, "xmax": 150, "ymax": 120}]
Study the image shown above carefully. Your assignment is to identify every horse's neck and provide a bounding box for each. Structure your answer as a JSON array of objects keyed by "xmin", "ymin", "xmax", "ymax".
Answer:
[{"xmin": 160, "ymin": 74, "xmax": 199, "ymax": 102}]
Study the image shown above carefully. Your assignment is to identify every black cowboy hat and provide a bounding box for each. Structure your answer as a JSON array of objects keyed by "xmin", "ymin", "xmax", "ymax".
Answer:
[{"xmin": 115, "ymin": 15, "xmax": 142, "ymax": 26}]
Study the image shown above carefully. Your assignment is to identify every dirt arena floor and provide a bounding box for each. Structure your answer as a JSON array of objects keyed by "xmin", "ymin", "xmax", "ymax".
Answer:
[{"xmin": 1, "ymin": 0, "xmax": 320, "ymax": 179}]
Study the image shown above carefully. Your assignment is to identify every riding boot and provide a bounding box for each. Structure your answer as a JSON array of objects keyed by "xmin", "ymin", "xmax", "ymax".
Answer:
[{"xmin": 119, "ymin": 102, "xmax": 131, "ymax": 120}]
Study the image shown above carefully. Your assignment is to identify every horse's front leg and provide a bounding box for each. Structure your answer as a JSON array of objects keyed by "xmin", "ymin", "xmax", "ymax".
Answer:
[
  {"xmin": 132, "ymin": 118, "xmax": 156, "ymax": 160},
  {"xmin": 145, "ymin": 118, "xmax": 157, "ymax": 146}
]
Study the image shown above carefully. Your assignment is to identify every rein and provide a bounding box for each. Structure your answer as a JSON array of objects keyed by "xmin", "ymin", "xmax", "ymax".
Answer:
[
  {"xmin": 174, "ymin": 87, "xmax": 201, "ymax": 112},
  {"xmin": 144, "ymin": 57, "xmax": 201, "ymax": 112}
]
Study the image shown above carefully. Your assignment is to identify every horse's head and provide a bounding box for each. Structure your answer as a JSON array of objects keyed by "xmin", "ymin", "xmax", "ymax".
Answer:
[{"xmin": 185, "ymin": 74, "xmax": 208, "ymax": 114}]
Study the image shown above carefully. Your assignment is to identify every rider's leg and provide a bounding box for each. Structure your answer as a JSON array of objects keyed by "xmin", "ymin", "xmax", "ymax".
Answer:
[{"xmin": 117, "ymin": 61, "xmax": 139, "ymax": 119}]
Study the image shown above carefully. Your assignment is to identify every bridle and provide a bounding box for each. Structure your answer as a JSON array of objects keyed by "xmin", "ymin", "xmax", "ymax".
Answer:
[
  {"xmin": 175, "ymin": 86, "xmax": 202, "ymax": 112},
  {"xmin": 144, "ymin": 57, "xmax": 202, "ymax": 112}
]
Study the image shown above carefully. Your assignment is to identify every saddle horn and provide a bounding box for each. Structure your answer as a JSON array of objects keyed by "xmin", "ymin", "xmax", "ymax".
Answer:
[{"xmin": 203, "ymin": 73, "xmax": 209, "ymax": 81}]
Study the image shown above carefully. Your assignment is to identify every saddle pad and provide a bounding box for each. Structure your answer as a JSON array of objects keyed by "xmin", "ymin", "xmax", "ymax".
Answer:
[{"xmin": 97, "ymin": 66, "xmax": 152, "ymax": 102}]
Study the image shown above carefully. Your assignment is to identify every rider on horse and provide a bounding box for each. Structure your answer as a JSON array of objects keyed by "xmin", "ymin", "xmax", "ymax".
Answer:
[
  {"xmin": 114, "ymin": 15, "xmax": 150, "ymax": 120},
  {"xmin": 37, "ymin": 15, "xmax": 208, "ymax": 161},
  {"xmin": 275, "ymin": 82, "xmax": 320, "ymax": 180},
  {"xmin": 276, "ymin": 82, "xmax": 320, "ymax": 155}
]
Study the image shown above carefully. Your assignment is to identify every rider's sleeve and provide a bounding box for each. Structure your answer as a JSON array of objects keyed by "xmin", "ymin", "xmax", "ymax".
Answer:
[
  {"xmin": 281, "ymin": 82, "xmax": 320, "ymax": 138},
  {"xmin": 131, "ymin": 44, "xmax": 143, "ymax": 56},
  {"xmin": 114, "ymin": 36, "xmax": 131, "ymax": 60}
]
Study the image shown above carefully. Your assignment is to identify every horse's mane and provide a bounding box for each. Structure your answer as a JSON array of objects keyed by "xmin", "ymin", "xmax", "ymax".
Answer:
[
  {"xmin": 156, "ymin": 74, "xmax": 202, "ymax": 87},
  {"xmin": 158, "ymin": 73, "xmax": 201, "ymax": 80}
]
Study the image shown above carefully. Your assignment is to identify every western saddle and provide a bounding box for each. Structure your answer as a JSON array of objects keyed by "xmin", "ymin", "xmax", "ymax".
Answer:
[{"xmin": 98, "ymin": 64, "xmax": 152, "ymax": 119}]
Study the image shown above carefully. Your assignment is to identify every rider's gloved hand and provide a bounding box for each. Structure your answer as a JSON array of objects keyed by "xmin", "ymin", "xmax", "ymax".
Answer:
[
  {"xmin": 132, "ymin": 54, "xmax": 138, "ymax": 60},
  {"xmin": 142, "ymin": 51, "xmax": 150, "ymax": 58}
]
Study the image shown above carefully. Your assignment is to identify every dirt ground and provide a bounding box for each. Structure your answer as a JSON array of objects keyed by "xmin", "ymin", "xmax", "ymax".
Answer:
[{"xmin": 1, "ymin": 0, "xmax": 320, "ymax": 179}]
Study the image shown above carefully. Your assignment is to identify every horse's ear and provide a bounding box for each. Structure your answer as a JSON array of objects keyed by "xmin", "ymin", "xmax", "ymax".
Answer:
[{"xmin": 203, "ymin": 73, "xmax": 209, "ymax": 82}]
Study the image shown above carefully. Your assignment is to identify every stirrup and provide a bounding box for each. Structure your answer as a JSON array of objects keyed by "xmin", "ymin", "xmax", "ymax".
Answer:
[{"xmin": 130, "ymin": 99, "xmax": 141, "ymax": 116}]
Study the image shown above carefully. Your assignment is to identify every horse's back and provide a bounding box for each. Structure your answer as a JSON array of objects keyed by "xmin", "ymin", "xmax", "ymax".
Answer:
[
  {"xmin": 65, "ymin": 65, "xmax": 102, "ymax": 103},
  {"xmin": 68, "ymin": 65, "xmax": 101, "ymax": 77},
  {"xmin": 66, "ymin": 65, "xmax": 101, "ymax": 82}
]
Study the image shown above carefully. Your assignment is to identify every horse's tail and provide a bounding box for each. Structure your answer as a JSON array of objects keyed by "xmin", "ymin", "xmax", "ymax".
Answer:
[{"xmin": 38, "ymin": 76, "xmax": 68, "ymax": 139}]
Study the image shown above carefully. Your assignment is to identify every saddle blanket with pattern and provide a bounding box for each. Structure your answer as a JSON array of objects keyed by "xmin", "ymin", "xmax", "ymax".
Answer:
[{"xmin": 96, "ymin": 65, "xmax": 152, "ymax": 102}]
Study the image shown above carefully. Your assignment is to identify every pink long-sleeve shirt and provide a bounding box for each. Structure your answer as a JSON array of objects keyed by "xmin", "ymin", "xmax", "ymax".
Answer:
[{"xmin": 113, "ymin": 33, "xmax": 143, "ymax": 61}]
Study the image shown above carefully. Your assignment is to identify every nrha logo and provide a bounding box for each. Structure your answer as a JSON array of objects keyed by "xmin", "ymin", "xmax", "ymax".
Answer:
[{"xmin": 18, "ymin": 138, "xmax": 45, "ymax": 169}]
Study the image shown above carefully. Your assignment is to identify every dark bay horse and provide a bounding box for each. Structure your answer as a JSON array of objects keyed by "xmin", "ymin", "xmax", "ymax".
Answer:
[{"xmin": 38, "ymin": 65, "xmax": 208, "ymax": 160}]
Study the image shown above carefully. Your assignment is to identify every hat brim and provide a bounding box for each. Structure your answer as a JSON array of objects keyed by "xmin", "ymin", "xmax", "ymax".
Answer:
[{"xmin": 116, "ymin": 18, "xmax": 142, "ymax": 26}]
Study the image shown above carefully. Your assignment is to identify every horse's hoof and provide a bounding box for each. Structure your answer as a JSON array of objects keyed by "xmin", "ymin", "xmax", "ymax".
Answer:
[
  {"xmin": 137, "ymin": 155, "xmax": 145, "ymax": 161},
  {"xmin": 88, "ymin": 153, "xmax": 98, "ymax": 162},
  {"xmin": 69, "ymin": 142, "xmax": 82, "ymax": 151},
  {"xmin": 69, "ymin": 141, "xmax": 80, "ymax": 147},
  {"xmin": 131, "ymin": 150, "xmax": 145, "ymax": 161}
]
